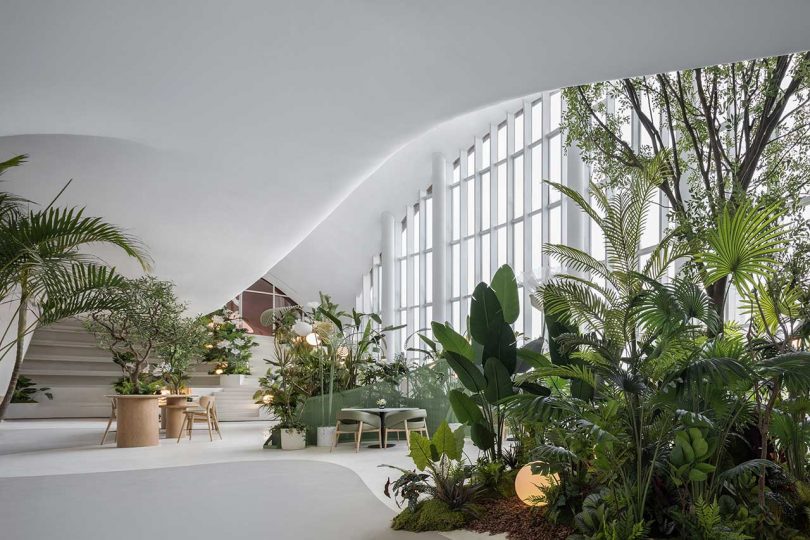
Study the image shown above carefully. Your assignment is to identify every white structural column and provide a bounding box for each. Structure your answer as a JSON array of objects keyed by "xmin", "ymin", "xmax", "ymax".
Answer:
[
  {"xmin": 564, "ymin": 139, "xmax": 587, "ymax": 272},
  {"xmin": 431, "ymin": 153, "xmax": 448, "ymax": 325},
  {"xmin": 380, "ymin": 211, "xmax": 398, "ymax": 357}
]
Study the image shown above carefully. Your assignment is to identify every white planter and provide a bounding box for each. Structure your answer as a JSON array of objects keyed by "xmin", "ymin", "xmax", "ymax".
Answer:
[
  {"xmin": 280, "ymin": 428, "xmax": 307, "ymax": 450},
  {"xmin": 219, "ymin": 374, "xmax": 245, "ymax": 387},
  {"xmin": 316, "ymin": 426, "xmax": 336, "ymax": 447}
]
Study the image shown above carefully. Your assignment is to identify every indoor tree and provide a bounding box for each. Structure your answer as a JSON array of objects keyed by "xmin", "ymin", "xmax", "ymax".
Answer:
[
  {"xmin": 156, "ymin": 315, "xmax": 208, "ymax": 393},
  {"xmin": 0, "ymin": 155, "xmax": 150, "ymax": 417},
  {"xmin": 561, "ymin": 52, "xmax": 810, "ymax": 311},
  {"xmin": 85, "ymin": 276, "xmax": 185, "ymax": 395}
]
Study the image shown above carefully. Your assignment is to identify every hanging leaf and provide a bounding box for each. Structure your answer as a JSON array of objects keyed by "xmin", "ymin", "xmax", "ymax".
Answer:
[
  {"xmin": 445, "ymin": 351, "xmax": 486, "ymax": 392},
  {"xmin": 448, "ymin": 389, "xmax": 484, "ymax": 424},
  {"xmin": 491, "ymin": 265, "xmax": 520, "ymax": 324},
  {"xmin": 431, "ymin": 321, "xmax": 472, "ymax": 361},
  {"xmin": 483, "ymin": 357, "xmax": 515, "ymax": 404},
  {"xmin": 470, "ymin": 282, "xmax": 504, "ymax": 345}
]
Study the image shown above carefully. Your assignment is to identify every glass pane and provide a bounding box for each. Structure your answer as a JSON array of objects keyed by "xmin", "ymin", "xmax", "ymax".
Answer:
[
  {"xmin": 426, "ymin": 252, "xmax": 433, "ymax": 303},
  {"xmin": 550, "ymin": 91, "xmax": 561, "ymax": 132},
  {"xmin": 497, "ymin": 123, "xmax": 507, "ymax": 161},
  {"xmin": 549, "ymin": 134, "xmax": 561, "ymax": 204},
  {"xmin": 245, "ymin": 278, "xmax": 274, "ymax": 294},
  {"xmin": 481, "ymin": 135, "xmax": 491, "ymax": 169},
  {"xmin": 400, "ymin": 259, "xmax": 407, "ymax": 306},
  {"xmin": 514, "ymin": 112, "xmax": 524, "ymax": 151},
  {"xmin": 641, "ymin": 197, "xmax": 660, "ymax": 248},
  {"xmin": 516, "ymin": 286, "xmax": 524, "ymax": 333},
  {"xmin": 497, "ymin": 163, "xmax": 507, "ymax": 225},
  {"xmin": 464, "ymin": 238, "xmax": 474, "ymax": 294},
  {"xmin": 481, "ymin": 232, "xmax": 491, "ymax": 282},
  {"xmin": 401, "ymin": 223, "xmax": 407, "ymax": 257},
  {"xmin": 452, "ymin": 301, "xmax": 461, "ymax": 330},
  {"xmin": 467, "ymin": 148, "xmax": 475, "ymax": 176},
  {"xmin": 453, "ymin": 163, "xmax": 460, "ymax": 184},
  {"xmin": 452, "ymin": 243, "xmax": 460, "ymax": 297},
  {"xmin": 481, "ymin": 172, "xmax": 490, "ymax": 230},
  {"xmin": 531, "ymin": 100, "xmax": 543, "ymax": 142},
  {"xmin": 451, "ymin": 186, "xmax": 460, "ymax": 241},
  {"xmin": 549, "ymin": 205, "xmax": 562, "ymax": 245},
  {"xmin": 531, "ymin": 145, "xmax": 542, "ymax": 211},
  {"xmin": 531, "ymin": 310, "xmax": 544, "ymax": 340},
  {"xmin": 591, "ymin": 216, "xmax": 605, "ymax": 262},
  {"xmin": 497, "ymin": 227, "xmax": 507, "ymax": 267},
  {"xmin": 513, "ymin": 155, "xmax": 524, "ymax": 217},
  {"xmin": 413, "ymin": 208, "xmax": 420, "ymax": 254},
  {"xmin": 514, "ymin": 220, "xmax": 524, "ymax": 275},
  {"xmin": 425, "ymin": 306, "xmax": 433, "ymax": 333},
  {"xmin": 531, "ymin": 213, "xmax": 542, "ymax": 275},
  {"xmin": 425, "ymin": 197, "xmax": 433, "ymax": 249},
  {"xmin": 413, "ymin": 254, "xmax": 420, "ymax": 305},
  {"xmin": 465, "ymin": 179, "xmax": 475, "ymax": 235}
]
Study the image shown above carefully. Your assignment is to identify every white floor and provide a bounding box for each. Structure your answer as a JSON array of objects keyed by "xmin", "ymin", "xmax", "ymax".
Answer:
[{"xmin": 0, "ymin": 419, "xmax": 502, "ymax": 540}]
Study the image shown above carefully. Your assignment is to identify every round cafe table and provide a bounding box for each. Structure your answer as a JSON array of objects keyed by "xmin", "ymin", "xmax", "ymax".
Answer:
[
  {"xmin": 105, "ymin": 394, "xmax": 195, "ymax": 448},
  {"xmin": 162, "ymin": 395, "xmax": 198, "ymax": 439},
  {"xmin": 342, "ymin": 407, "xmax": 418, "ymax": 449}
]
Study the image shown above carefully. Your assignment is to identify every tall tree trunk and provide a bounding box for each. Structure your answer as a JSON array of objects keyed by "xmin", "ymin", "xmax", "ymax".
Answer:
[{"xmin": 0, "ymin": 293, "xmax": 29, "ymax": 420}]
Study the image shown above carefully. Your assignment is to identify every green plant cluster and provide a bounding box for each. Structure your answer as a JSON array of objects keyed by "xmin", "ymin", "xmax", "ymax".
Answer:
[
  {"xmin": 382, "ymin": 421, "xmax": 482, "ymax": 531},
  {"xmin": 202, "ymin": 308, "xmax": 256, "ymax": 375},
  {"xmin": 11, "ymin": 376, "xmax": 53, "ymax": 404},
  {"xmin": 254, "ymin": 293, "xmax": 406, "ymax": 432}
]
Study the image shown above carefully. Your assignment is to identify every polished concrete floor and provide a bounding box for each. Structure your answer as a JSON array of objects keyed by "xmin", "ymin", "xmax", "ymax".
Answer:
[{"xmin": 0, "ymin": 420, "xmax": 500, "ymax": 540}]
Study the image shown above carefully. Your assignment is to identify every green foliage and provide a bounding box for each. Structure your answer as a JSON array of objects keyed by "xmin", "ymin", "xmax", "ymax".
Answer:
[
  {"xmin": 391, "ymin": 499, "xmax": 469, "ymax": 532},
  {"xmin": 0, "ymin": 156, "xmax": 150, "ymax": 419},
  {"xmin": 112, "ymin": 374, "xmax": 162, "ymax": 396},
  {"xmin": 432, "ymin": 265, "xmax": 548, "ymax": 463},
  {"xmin": 11, "ymin": 376, "xmax": 52, "ymax": 403},
  {"xmin": 202, "ymin": 308, "xmax": 256, "ymax": 375},
  {"xmin": 85, "ymin": 276, "xmax": 187, "ymax": 395}
]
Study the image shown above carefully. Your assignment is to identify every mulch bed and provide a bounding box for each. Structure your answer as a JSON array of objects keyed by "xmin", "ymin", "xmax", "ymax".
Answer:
[{"xmin": 466, "ymin": 497, "xmax": 574, "ymax": 540}]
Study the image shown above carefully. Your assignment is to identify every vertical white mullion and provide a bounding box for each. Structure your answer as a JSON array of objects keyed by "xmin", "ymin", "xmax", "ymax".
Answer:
[
  {"xmin": 489, "ymin": 124, "xmax": 498, "ymax": 280},
  {"xmin": 406, "ymin": 203, "xmax": 415, "ymax": 342},
  {"xmin": 459, "ymin": 152, "xmax": 470, "ymax": 323},
  {"xmin": 505, "ymin": 113, "xmax": 515, "ymax": 269},
  {"xmin": 474, "ymin": 137, "xmax": 483, "ymax": 286},
  {"xmin": 542, "ymin": 92, "xmax": 552, "ymax": 276},
  {"xmin": 419, "ymin": 190, "xmax": 428, "ymax": 331},
  {"xmin": 522, "ymin": 100, "xmax": 533, "ymax": 337}
]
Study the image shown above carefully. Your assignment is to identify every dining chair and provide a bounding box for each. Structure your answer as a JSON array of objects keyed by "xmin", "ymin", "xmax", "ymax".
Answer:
[
  {"xmin": 384, "ymin": 409, "xmax": 428, "ymax": 447},
  {"xmin": 331, "ymin": 410, "xmax": 381, "ymax": 452},
  {"xmin": 100, "ymin": 397, "xmax": 117, "ymax": 445},
  {"xmin": 176, "ymin": 396, "xmax": 222, "ymax": 443}
]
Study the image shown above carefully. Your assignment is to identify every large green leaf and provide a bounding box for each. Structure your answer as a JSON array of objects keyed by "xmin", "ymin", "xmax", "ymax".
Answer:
[
  {"xmin": 431, "ymin": 321, "xmax": 472, "ymax": 361},
  {"xmin": 483, "ymin": 322, "xmax": 517, "ymax": 374},
  {"xmin": 445, "ymin": 351, "xmax": 486, "ymax": 392},
  {"xmin": 491, "ymin": 265, "xmax": 520, "ymax": 324},
  {"xmin": 453, "ymin": 426, "xmax": 466, "ymax": 457},
  {"xmin": 448, "ymin": 389, "xmax": 484, "ymax": 424},
  {"xmin": 408, "ymin": 432, "xmax": 433, "ymax": 471},
  {"xmin": 470, "ymin": 419, "xmax": 495, "ymax": 450},
  {"xmin": 470, "ymin": 282, "xmax": 504, "ymax": 345},
  {"xmin": 431, "ymin": 421, "xmax": 460, "ymax": 460},
  {"xmin": 483, "ymin": 357, "xmax": 515, "ymax": 404}
]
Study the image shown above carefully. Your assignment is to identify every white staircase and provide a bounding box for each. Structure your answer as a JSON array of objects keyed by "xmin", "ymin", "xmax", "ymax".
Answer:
[
  {"xmin": 211, "ymin": 378, "xmax": 262, "ymax": 421},
  {"xmin": 6, "ymin": 318, "xmax": 260, "ymax": 421}
]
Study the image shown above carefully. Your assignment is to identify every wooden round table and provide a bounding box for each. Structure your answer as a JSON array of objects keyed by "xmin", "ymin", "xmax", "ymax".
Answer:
[
  {"xmin": 105, "ymin": 394, "xmax": 195, "ymax": 448},
  {"xmin": 162, "ymin": 397, "xmax": 198, "ymax": 439}
]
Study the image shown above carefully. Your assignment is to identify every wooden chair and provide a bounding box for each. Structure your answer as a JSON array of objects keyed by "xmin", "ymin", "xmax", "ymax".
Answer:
[
  {"xmin": 331, "ymin": 410, "xmax": 381, "ymax": 452},
  {"xmin": 384, "ymin": 409, "xmax": 428, "ymax": 447},
  {"xmin": 176, "ymin": 396, "xmax": 222, "ymax": 442},
  {"xmin": 100, "ymin": 397, "xmax": 117, "ymax": 445}
]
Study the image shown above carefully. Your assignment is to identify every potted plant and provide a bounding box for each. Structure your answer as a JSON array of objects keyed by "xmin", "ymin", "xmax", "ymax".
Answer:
[
  {"xmin": 155, "ymin": 316, "xmax": 208, "ymax": 394},
  {"xmin": 202, "ymin": 308, "xmax": 257, "ymax": 386},
  {"xmin": 255, "ymin": 340, "xmax": 318, "ymax": 450},
  {"xmin": 85, "ymin": 276, "xmax": 187, "ymax": 396}
]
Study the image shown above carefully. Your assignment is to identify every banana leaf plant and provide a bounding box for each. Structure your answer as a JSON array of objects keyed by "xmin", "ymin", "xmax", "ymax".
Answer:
[{"xmin": 432, "ymin": 264, "xmax": 548, "ymax": 462}]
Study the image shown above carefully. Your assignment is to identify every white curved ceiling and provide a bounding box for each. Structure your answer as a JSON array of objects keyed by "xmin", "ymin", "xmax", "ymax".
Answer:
[{"xmin": 1, "ymin": 1, "xmax": 809, "ymax": 312}]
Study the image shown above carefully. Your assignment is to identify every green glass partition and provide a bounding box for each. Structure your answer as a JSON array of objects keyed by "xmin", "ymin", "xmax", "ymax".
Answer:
[{"xmin": 299, "ymin": 359, "xmax": 461, "ymax": 444}]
